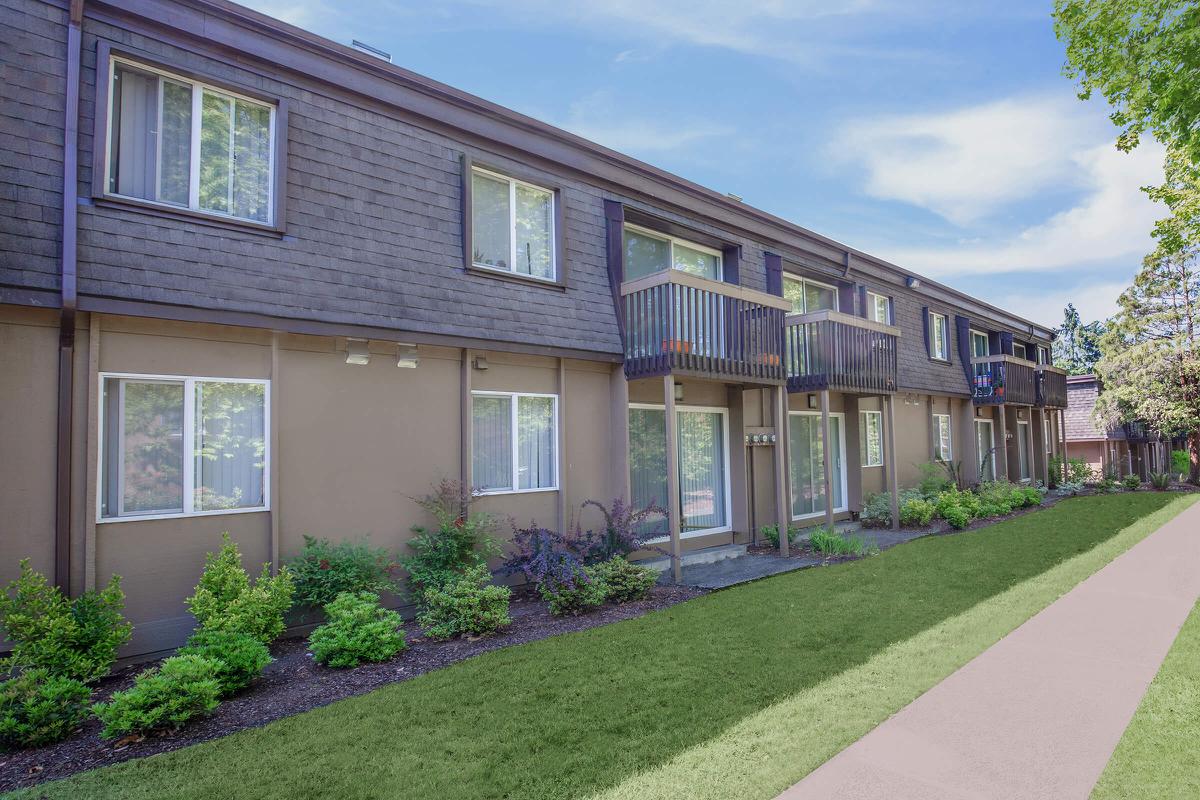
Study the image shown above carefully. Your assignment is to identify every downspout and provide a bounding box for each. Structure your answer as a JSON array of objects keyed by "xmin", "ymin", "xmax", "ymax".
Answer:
[{"xmin": 56, "ymin": 0, "xmax": 84, "ymax": 592}]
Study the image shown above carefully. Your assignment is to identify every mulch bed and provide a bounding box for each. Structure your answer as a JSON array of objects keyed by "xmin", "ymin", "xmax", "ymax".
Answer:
[{"xmin": 0, "ymin": 583, "xmax": 704, "ymax": 793}]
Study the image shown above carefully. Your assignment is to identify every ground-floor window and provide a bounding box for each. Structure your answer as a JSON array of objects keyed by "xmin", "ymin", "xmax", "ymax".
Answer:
[
  {"xmin": 860, "ymin": 410, "xmax": 883, "ymax": 467},
  {"xmin": 933, "ymin": 413, "xmax": 952, "ymax": 461},
  {"xmin": 100, "ymin": 374, "xmax": 269, "ymax": 520},
  {"xmin": 629, "ymin": 405, "xmax": 730, "ymax": 537},
  {"xmin": 789, "ymin": 412, "xmax": 846, "ymax": 519},
  {"xmin": 975, "ymin": 418, "xmax": 996, "ymax": 481},
  {"xmin": 1017, "ymin": 419, "xmax": 1031, "ymax": 482},
  {"xmin": 472, "ymin": 392, "xmax": 558, "ymax": 494}
]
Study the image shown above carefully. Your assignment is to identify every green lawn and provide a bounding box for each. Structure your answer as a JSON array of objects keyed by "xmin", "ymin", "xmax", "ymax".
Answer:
[
  {"xmin": 9, "ymin": 493, "xmax": 1186, "ymax": 800},
  {"xmin": 1092, "ymin": 597, "xmax": 1200, "ymax": 799}
]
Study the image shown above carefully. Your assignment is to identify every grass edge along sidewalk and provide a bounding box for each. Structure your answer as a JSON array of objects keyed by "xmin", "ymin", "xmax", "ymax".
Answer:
[
  {"xmin": 5, "ymin": 494, "xmax": 1191, "ymax": 800},
  {"xmin": 586, "ymin": 493, "xmax": 1199, "ymax": 800},
  {"xmin": 1092, "ymin": 595, "xmax": 1200, "ymax": 799}
]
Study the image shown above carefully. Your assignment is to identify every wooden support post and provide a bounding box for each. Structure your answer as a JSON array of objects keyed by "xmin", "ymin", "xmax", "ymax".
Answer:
[
  {"xmin": 773, "ymin": 385, "xmax": 790, "ymax": 557},
  {"xmin": 820, "ymin": 390, "xmax": 835, "ymax": 530},
  {"xmin": 884, "ymin": 394, "xmax": 900, "ymax": 531},
  {"xmin": 995, "ymin": 407, "xmax": 1009, "ymax": 481},
  {"xmin": 663, "ymin": 375, "xmax": 682, "ymax": 583},
  {"xmin": 1036, "ymin": 408, "xmax": 1050, "ymax": 487},
  {"xmin": 270, "ymin": 332, "xmax": 281, "ymax": 574},
  {"xmin": 461, "ymin": 349, "xmax": 472, "ymax": 496},
  {"xmin": 609, "ymin": 365, "xmax": 630, "ymax": 503}
]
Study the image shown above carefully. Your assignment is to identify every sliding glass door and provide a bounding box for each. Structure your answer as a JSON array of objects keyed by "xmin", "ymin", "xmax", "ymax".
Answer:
[
  {"xmin": 629, "ymin": 405, "xmax": 730, "ymax": 537},
  {"xmin": 1017, "ymin": 420, "xmax": 1031, "ymax": 482},
  {"xmin": 975, "ymin": 419, "xmax": 996, "ymax": 481},
  {"xmin": 789, "ymin": 412, "xmax": 846, "ymax": 518}
]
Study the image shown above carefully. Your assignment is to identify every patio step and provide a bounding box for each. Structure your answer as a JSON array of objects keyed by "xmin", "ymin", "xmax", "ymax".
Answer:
[{"xmin": 640, "ymin": 543, "xmax": 747, "ymax": 573}]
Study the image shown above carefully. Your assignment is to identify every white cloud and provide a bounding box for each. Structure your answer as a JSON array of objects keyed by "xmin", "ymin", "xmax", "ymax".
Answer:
[
  {"xmin": 555, "ymin": 91, "xmax": 732, "ymax": 153},
  {"xmin": 989, "ymin": 279, "xmax": 1127, "ymax": 328},
  {"xmin": 833, "ymin": 94, "xmax": 1102, "ymax": 225}
]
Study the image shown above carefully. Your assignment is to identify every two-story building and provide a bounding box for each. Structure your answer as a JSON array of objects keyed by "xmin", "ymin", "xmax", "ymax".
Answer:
[{"xmin": 0, "ymin": 0, "xmax": 1064, "ymax": 658}]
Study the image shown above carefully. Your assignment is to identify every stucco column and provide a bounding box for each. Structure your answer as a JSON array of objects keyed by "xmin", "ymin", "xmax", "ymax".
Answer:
[
  {"xmin": 663, "ymin": 375, "xmax": 682, "ymax": 583},
  {"xmin": 1034, "ymin": 407, "xmax": 1049, "ymax": 487},
  {"xmin": 773, "ymin": 385, "xmax": 790, "ymax": 556},
  {"xmin": 820, "ymin": 390, "xmax": 835, "ymax": 529},
  {"xmin": 884, "ymin": 394, "xmax": 900, "ymax": 531},
  {"xmin": 995, "ymin": 406, "xmax": 1009, "ymax": 481}
]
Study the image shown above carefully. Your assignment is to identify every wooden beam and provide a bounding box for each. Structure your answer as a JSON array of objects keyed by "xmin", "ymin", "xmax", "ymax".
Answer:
[
  {"xmin": 663, "ymin": 375, "xmax": 682, "ymax": 583},
  {"xmin": 820, "ymin": 390, "xmax": 835, "ymax": 529},
  {"xmin": 774, "ymin": 385, "xmax": 790, "ymax": 557},
  {"xmin": 884, "ymin": 394, "xmax": 899, "ymax": 531}
]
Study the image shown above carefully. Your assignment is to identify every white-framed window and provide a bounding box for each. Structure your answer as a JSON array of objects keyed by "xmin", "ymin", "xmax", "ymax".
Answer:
[
  {"xmin": 1037, "ymin": 345, "xmax": 1050, "ymax": 365},
  {"xmin": 471, "ymin": 391, "xmax": 558, "ymax": 494},
  {"xmin": 933, "ymin": 413, "xmax": 952, "ymax": 461},
  {"xmin": 783, "ymin": 275, "xmax": 839, "ymax": 315},
  {"xmin": 99, "ymin": 374, "xmax": 269, "ymax": 521},
  {"xmin": 623, "ymin": 223, "xmax": 722, "ymax": 282},
  {"xmin": 975, "ymin": 418, "xmax": 996, "ymax": 481},
  {"xmin": 105, "ymin": 57, "xmax": 277, "ymax": 225},
  {"xmin": 1017, "ymin": 419, "xmax": 1031, "ymax": 482},
  {"xmin": 867, "ymin": 292, "xmax": 891, "ymax": 324},
  {"xmin": 470, "ymin": 166, "xmax": 556, "ymax": 281},
  {"xmin": 1013, "ymin": 342, "xmax": 1028, "ymax": 361},
  {"xmin": 860, "ymin": 410, "xmax": 884, "ymax": 467},
  {"xmin": 928, "ymin": 311, "xmax": 949, "ymax": 360},
  {"xmin": 1044, "ymin": 417, "xmax": 1053, "ymax": 455},
  {"xmin": 970, "ymin": 329, "xmax": 990, "ymax": 378}
]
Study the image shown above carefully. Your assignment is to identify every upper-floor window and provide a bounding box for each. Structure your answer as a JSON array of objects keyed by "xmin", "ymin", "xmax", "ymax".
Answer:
[
  {"xmin": 970, "ymin": 330, "xmax": 989, "ymax": 359},
  {"xmin": 100, "ymin": 374, "xmax": 269, "ymax": 520},
  {"xmin": 1013, "ymin": 342, "xmax": 1028, "ymax": 361},
  {"xmin": 105, "ymin": 58, "xmax": 277, "ymax": 225},
  {"xmin": 471, "ymin": 167, "xmax": 556, "ymax": 281},
  {"xmin": 1037, "ymin": 345, "xmax": 1050, "ymax": 365},
  {"xmin": 928, "ymin": 311, "xmax": 949, "ymax": 360},
  {"xmin": 867, "ymin": 292, "xmax": 891, "ymax": 324},
  {"xmin": 623, "ymin": 224, "xmax": 722, "ymax": 282},
  {"xmin": 783, "ymin": 275, "xmax": 838, "ymax": 315}
]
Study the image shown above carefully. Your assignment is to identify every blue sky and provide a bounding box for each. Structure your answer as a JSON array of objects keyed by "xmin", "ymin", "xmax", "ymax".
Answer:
[{"xmin": 247, "ymin": 0, "xmax": 1166, "ymax": 328}]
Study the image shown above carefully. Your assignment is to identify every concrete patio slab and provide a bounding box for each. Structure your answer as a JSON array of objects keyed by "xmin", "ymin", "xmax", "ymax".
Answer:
[{"xmin": 777, "ymin": 499, "xmax": 1200, "ymax": 800}]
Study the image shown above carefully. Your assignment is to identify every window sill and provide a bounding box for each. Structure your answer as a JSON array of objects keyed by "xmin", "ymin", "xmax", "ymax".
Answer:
[
  {"xmin": 91, "ymin": 194, "xmax": 285, "ymax": 238},
  {"xmin": 928, "ymin": 355, "xmax": 953, "ymax": 365},
  {"xmin": 466, "ymin": 263, "xmax": 566, "ymax": 290},
  {"xmin": 862, "ymin": 463, "xmax": 884, "ymax": 469},
  {"xmin": 98, "ymin": 506, "xmax": 270, "ymax": 524},
  {"xmin": 475, "ymin": 486, "xmax": 560, "ymax": 497}
]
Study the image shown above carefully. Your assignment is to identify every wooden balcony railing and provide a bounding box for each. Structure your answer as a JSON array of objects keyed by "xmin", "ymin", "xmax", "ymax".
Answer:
[
  {"xmin": 971, "ymin": 356, "xmax": 1036, "ymax": 405},
  {"xmin": 1122, "ymin": 421, "xmax": 1151, "ymax": 441},
  {"xmin": 1036, "ymin": 365, "xmax": 1067, "ymax": 408},
  {"xmin": 619, "ymin": 270, "xmax": 791, "ymax": 384},
  {"xmin": 784, "ymin": 310, "xmax": 899, "ymax": 394}
]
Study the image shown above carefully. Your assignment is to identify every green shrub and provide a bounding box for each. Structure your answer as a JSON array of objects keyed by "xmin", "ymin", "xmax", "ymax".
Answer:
[
  {"xmin": 941, "ymin": 504, "xmax": 971, "ymax": 529},
  {"xmin": 590, "ymin": 557, "xmax": 658, "ymax": 603},
  {"xmin": 1171, "ymin": 449, "xmax": 1190, "ymax": 478},
  {"xmin": 402, "ymin": 481, "xmax": 500, "ymax": 606},
  {"xmin": 541, "ymin": 566, "xmax": 606, "ymax": 616},
  {"xmin": 916, "ymin": 461, "xmax": 954, "ymax": 497},
  {"xmin": 807, "ymin": 526, "xmax": 875, "ymax": 556},
  {"xmin": 976, "ymin": 481, "xmax": 1020, "ymax": 515},
  {"xmin": 287, "ymin": 535, "xmax": 399, "ymax": 609},
  {"xmin": 860, "ymin": 493, "xmax": 892, "ymax": 528},
  {"xmin": 1150, "ymin": 472, "xmax": 1172, "ymax": 490},
  {"xmin": 934, "ymin": 487, "xmax": 973, "ymax": 521},
  {"xmin": 758, "ymin": 524, "xmax": 800, "ymax": 548},
  {"xmin": 177, "ymin": 630, "xmax": 271, "ymax": 697},
  {"xmin": 1122, "ymin": 474, "xmax": 1142, "ymax": 491},
  {"xmin": 0, "ymin": 560, "xmax": 131, "ymax": 684},
  {"xmin": 186, "ymin": 533, "xmax": 294, "ymax": 645},
  {"xmin": 1096, "ymin": 472, "xmax": 1119, "ymax": 494},
  {"xmin": 1065, "ymin": 457, "xmax": 1095, "ymax": 484},
  {"xmin": 899, "ymin": 498, "xmax": 936, "ymax": 527},
  {"xmin": 92, "ymin": 655, "xmax": 221, "ymax": 739},
  {"xmin": 0, "ymin": 669, "xmax": 90, "ymax": 749},
  {"xmin": 417, "ymin": 565, "xmax": 512, "ymax": 641},
  {"xmin": 308, "ymin": 592, "xmax": 406, "ymax": 668}
]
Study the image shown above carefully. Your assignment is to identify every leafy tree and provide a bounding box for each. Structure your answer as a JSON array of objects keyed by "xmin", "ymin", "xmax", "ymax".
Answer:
[
  {"xmin": 1054, "ymin": 0, "xmax": 1200, "ymax": 162},
  {"xmin": 1094, "ymin": 149, "xmax": 1200, "ymax": 481},
  {"xmin": 1053, "ymin": 303, "xmax": 1106, "ymax": 374}
]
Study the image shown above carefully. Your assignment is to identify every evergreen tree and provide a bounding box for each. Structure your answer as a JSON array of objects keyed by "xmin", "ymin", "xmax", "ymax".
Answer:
[{"xmin": 1052, "ymin": 303, "xmax": 1105, "ymax": 375}]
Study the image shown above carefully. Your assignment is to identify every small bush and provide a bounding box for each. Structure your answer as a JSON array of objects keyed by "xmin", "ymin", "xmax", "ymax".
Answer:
[
  {"xmin": 177, "ymin": 630, "xmax": 271, "ymax": 697},
  {"xmin": 417, "ymin": 565, "xmax": 512, "ymax": 641},
  {"xmin": 934, "ymin": 487, "xmax": 973, "ymax": 521},
  {"xmin": 1122, "ymin": 474, "xmax": 1142, "ymax": 491},
  {"xmin": 541, "ymin": 566, "xmax": 606, "ymax": 616},
  {"xmin": 1096, "ymin": 472, "xmax": 1118, "ymax": 494},
  {"xmin": 807, "ymin": 527, "xmax": 875, "ymax": 556},
  {"xmin": 590, "ymin": 557, "xmax": 658, "ymax": 603},
  {"xmin": 287, "ymin": 536, "xmax": 399, "ymax": 609},
  {"xmin": 941, "ymin": 504, "xmax": 971, "ymax": 529},
  {"xmin": 576, "ymin": 498, "xmax": 665, "ymax": 563},
  {"xmin": 1171, "ymin": 449, "xmax": 1190, "ymax": 478},
  {"xmin": 899, "ymin": 498, "xmax": 936, "ymax": 527},
  {"xmin": 93, "ymin": 655, "xmax": 221, "ymax": 739},
  {"xmin": 1065, "ymin": 457, "xmax": 1095, "ymax": 485},
  {"xmin": 1018, "ymin": 485, "xmax": 1046, "ymax": 507},
  {"xmin": 0, "ymin": 560, "xmax": 131, "ymax": 684},
  {"xmin": 860, "ymin": 493, "xmax": 893, "ymax": 528},
  {"xmin": 0, "ymin": 669, "xmax": 91, "ymax": 749},
  {"xmin": 916, "ymin": 461, "xmax": 954, "ymax": 497},
  {"xmin": 308, "ymin": 592, "xmax": 406, "ymax": 668},
  {"xmin": 759, "ymin": 524, "xmax": 800, "ymax": 548},
  {"xmin": 503, "ymin": 524, "xmax": 587, "ymax": 594},
  {"xmin": 1057, "ymin": 480, "xmax": 1085, "ymax": 495},
  {"xmin": 1150, "ymin": 472, "xmax": 1172, "ymax": 490},
  {"xmin": 186, "ymin": 534, "xmax": 294, "ymax": 645},
  {"xmin": 403, "ymin": 481, "xmax": 500, "ymax": 605}
]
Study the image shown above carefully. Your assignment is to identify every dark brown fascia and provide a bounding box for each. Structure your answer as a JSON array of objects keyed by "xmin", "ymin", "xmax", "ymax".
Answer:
[{"xmin": 87, "ymin": 0, "xmax": 1056, "ymax": 341}]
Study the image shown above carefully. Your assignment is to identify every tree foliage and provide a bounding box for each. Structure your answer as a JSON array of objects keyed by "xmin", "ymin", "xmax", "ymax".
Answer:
[
  {"xmin": 1053, "ymin": 303, "xmax": 1106, "ymax": 374},
  {"xmin": 1054, "ymin": 0, "xmax": 1200, "ymax": 162}
]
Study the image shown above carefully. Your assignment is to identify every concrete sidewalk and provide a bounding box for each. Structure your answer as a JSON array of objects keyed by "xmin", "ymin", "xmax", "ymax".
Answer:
[{"xmin": 779, "ymin": 499, "xmax": 1200, "ymax": 800}]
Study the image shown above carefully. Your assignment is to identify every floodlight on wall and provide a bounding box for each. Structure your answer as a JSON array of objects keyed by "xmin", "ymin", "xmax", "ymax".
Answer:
[
  {"xmin": 674, "ymin": 382, "xmax": 684, "ymax": 402},
  {"xmin": 807, "ymin": 394, "xmax": 817, "ymax": 409},
  {"xmin": 473, "ymin": 355, "xmax": 489, "ymax": 370},
  {"xmin": 906, "ymin": 276, "xmax": 921, "ymax": 288},
  {"xmin": 396, "ymin": 343, "xmax": 419, "ymax": 369},
  {"xmin": 345, "ymin": 338, "xmax": 370, "ymax": 365}
]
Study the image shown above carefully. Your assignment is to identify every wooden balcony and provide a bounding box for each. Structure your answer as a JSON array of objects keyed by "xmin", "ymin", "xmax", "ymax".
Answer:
[
  {"xmin": 1036, "ymin": 365, "xmax": 1068, "ymax": 408},
  {"xmin": 619, "ymin": 270, "xmax": 791, "ymax": 385},
  {"xmin": 1123, "ymin": 421, "xmax": 1152, "ymax": 441},
  {"xmin": 784, "ymin": 310, "xmax": 899, "ymax": 394},
  {"xmin": 971, "ymin": 356, "xmax": 1036, "ymax": 406}
]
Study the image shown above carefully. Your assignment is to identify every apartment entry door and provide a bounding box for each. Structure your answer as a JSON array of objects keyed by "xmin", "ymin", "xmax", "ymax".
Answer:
[
  {"xmin": 789, "ymin": 412, "xmax": 846, "ymax": 519},
  {"xmin": 975, "ymin": 419, "xmax": 996, "ymax": 481}
]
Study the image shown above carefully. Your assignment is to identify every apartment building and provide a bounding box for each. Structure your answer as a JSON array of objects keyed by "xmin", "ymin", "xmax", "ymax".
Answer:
[
  {"xmin": 1064, "ymin": 374, "xmax": 1170, "ymax": 479},
  {"xmin": 0, "ymin": 0, "xmax": 1065, "ymax": 657}
]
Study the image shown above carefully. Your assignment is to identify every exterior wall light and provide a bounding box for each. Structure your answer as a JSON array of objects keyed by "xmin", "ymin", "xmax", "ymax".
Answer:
[
  {"xmin": 473, "ymin": 355, "xmax": 489, "ymax": 370},
  {"xmin": 345, "ymin": 338, "xmax": 370, "ymax": 365},
  {"xmin": 807, "ymin": 394, "xmax": 817, "ymax": 409},
  {"xmin": 674, "ymin": 382, "xmax": 684, "ymax": 402},
  {"xmin": 396, "ymin": 343, "xmax": 419, "ymax": 368},
  {"xmin": 906, "ymin": 276, "xmax": 921, "ymax": 288}
]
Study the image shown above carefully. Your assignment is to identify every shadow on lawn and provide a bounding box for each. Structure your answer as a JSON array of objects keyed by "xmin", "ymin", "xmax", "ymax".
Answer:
[{"xmin": 11, "ymin": 494, "xmax": 1178, "ymax": 800}]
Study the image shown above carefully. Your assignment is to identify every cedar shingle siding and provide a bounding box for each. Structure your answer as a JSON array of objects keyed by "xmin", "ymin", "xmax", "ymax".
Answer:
[{"xmin": 1065, "ymin": 376, "xmax": 1123, "ymax": 441}]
